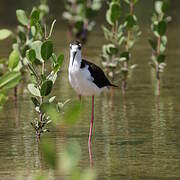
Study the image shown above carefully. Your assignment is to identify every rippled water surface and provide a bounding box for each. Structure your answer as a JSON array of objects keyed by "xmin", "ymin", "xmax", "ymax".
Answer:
[{"xmin": 0, "ymin": 1, "xmax": 180, "ymax": 179}]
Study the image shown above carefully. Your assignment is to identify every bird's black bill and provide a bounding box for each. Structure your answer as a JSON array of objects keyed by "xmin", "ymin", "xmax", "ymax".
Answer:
[{"xmin": 72, "ymin": 51, "xmax": 77, "ymax": 66}]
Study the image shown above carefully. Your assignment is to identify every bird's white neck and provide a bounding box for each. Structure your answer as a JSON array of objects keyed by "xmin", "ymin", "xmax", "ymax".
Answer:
[{"xmin": 69, "ymin": 51, "xmax": 82, "ymax": 70}]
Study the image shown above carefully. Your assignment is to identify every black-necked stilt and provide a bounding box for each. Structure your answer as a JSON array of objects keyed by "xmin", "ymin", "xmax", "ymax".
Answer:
[{"xmin": 68, "ymin": 40, "xmax": 117, "ymax": 146}]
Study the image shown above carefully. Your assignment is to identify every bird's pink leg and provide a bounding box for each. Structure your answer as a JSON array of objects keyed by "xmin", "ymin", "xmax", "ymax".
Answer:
[
  {"xmin": 88, "ymin": 96, "xmax": 94, "ymax": 146},
  {"xmin": 88, "ymin": 142, "xmax": 93, "ymax": 168}
]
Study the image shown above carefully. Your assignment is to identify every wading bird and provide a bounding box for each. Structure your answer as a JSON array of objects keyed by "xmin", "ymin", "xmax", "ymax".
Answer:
[{"xmin": 68, "ymin": 41, "xmax": 117, "ymax": 146}]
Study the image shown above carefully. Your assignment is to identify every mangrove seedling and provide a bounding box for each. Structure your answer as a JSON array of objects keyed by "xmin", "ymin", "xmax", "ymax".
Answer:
[
  {"xmin": 149, "ymin": 0, "xmax": 170, "ymax": 95},
  {"xmin": 101, "ymin": 0, "xmax": 141, "ymax": 94},
  {"xmin": 26, "ymin": 32, "xmax": 64, "ymax": 139},
  {"xmin": 121, "ymin": 0, "xmax": 141, "ymax": 93},
  {"xmin": 63, "ymin": 0, "xmax": 102, "ymax": 43},
  {"xmin": 22, "ymin": 9, "xmax": 64, "ymax": 139},
  {"xmin": 0, "ymin": 1, "xmax": 50, "ymax": 99}
]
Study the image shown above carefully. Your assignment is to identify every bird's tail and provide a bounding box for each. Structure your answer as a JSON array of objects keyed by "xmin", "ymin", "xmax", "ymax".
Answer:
[{"xmin": 110, "ymin": 84, "xmax": 119, "ymax": 88}]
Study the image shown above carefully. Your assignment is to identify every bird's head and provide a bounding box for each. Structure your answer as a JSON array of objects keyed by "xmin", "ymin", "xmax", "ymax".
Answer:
[{"xmin": 70, "ymin": 40, "xmax": 82, "ymax": 65}]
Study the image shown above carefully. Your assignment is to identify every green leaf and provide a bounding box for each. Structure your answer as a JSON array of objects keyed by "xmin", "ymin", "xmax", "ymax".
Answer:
[
  {"xmin": 148, "ymin": 39, "xmax": 157, "ymax": 51},
  {"xmin": 63, "ymin": 101, "xmax": 84, "ymax": 125},
  {"xmin": 8, "ymin": 50, "xmax": 20, "ymax": 71},
  {"xmin": 27, "ymin": 84, "xmax": 41, "ymax": 97},
  {"xmin": 106, "ymin": 2, "xmax": 121, "ymax": 25},
  {"xmin": 102, "ymin": 26, "xmax": 112, "ymax": 40},
  {"xmin": 40, "ymin": 103, "xmax": 59, "ymax": 124},
  {"xmin": 49, "ymin": 96, "xmax": 56, "ymax": 103},
  {"xmin": 60, "ymin": 142, "xmax": 81, "ymax": 173},
  {"xmin": 26, "ymin": 49, "xmax": 36, "ymax": 63},
  {"xmin": 120, "ymin": 51, "xmax": 130, "ymax": 61},
  {"xmin": 125, "ymin": 14, "xmax": 137, "ymax": 28},
  {"xmin": 157, "ymin": 54, "xmax": 166, "ymax": 63},
  {"xmin": 57, "ymin": 54, "xmax": 64, "ymax": 66},
  {"xmin": 0, "ymin": 72, "xmax": 21, "ymax": 91},
  {"xmin": 0, "ymin": 29, "xmax": 12, "ymax": 40},
  {"xmin": 18, "ymin": 31, "xmax": 26, "ymax": 43},
  {"xmin": 155, "ymin": 1, "xmax": 163, "ymax": 14},
  {"xmin": 39, "ymin": 4, "xmax": 49, "ymax": 15},
  {"xmin": 161, "ymin": 35, "xmax": 167, "ymax": 45},
  {"xmin": 53, "ymin": 54, "xmax": 64, "ymax": 73},
  {"xmin": 31, "ymin": 41, "xmax": 43, "ymax": 61},
  {"xmin": 30, "ymin": 9, "xmax": 40, "ymax": 26},
  {"xmin": 40, "ymin": 80, "xmax": 53, "ymax": 96},
  {"xmin": 103, "ymin": 44, "xmax": 118, "ymax": 55},
  {"xmin": 110, "ymin": 2, "xmax": 122, "ymax": 24},
  {"xmin": 132, "ymin": 0, "xmax": 139, "ymax": 4},
  {"xmin": 106, "ymin": 10, "xmax": 112, "ymax": 25},
  {"xmin": 157, "ymin": 20, "xmax": 167, "ymax": 36},
  {"xmin": 124, "ymin": 0, "xmax": 130, "ymax": 4},
  {"xmin": 16, "ymin": 9, "xmax": 29, "ymax": 26},
  {"xmin": 0, "ymin": 93, "xmax": 8, "ymax": 106},
  {"xmin": 41, "ymin": 41, "xmax": 53, "ymax": 61},
  {"xmin": 51, "ymin": 53, "xmax": 57, "ymax": 64},
  {"xmin": 41, "ymin": 138, "xmax": 57, "ymax": 169},
  {"xmin": 162, "ymin": 0, "xmax": 170, "ymax": 13},
  {"xmin": 31, "ymin": 97, "xmax": 40, "ymax": 107}
]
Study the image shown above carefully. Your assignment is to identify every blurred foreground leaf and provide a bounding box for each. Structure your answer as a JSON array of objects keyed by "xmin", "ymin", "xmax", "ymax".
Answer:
[
  {"xmin": 60, "ymin": 141, "xmax": 81, "ymax": 174},
  {"xmin": 63, "ymin": 101, "xmax": 84, "ymax": 125},
  {"xmin": 0, "ymin": 29, "xmax": 12, "ymax": 40},
  {"xmin": 41, "ymin": 138, "xmax": 57, "ymax": 169},
  {"xmin": 35, "ymin": 174, "xmax": 48, "ymax": 180},
  {"xmin": 0, "ymin": 93, "xmax": 8, "ymax": 107},
  {"xmin": 8, "ymin": 50, "xmax": 20, "ymax": 71},
  {"xmin": 41, "ymin": 101, "xmax": 84, "ymax": 125},
  {"xmin": 0, "ymin": 71, "xmax": 21, "ymax": 91}
]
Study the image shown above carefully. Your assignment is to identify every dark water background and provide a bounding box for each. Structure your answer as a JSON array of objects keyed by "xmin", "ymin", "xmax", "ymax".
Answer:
[{"xmin": 0, "ymin": 0, "xmax": 180, "ymax": 179}]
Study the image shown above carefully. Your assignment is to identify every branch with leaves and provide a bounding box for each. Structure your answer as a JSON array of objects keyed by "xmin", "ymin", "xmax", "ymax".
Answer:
[
  {"xmin": 149, "ymin": 0, "xmax": 170, "ymax": 95},
  {"xmin": 25, "ymin": 20, "xmax": 65, "ymax": 139},
  {"xmin": 0, "ymin": 1, "xmax": 50, "ymax": 107},
  {"xmin": 101, "ymin": 0, "xmax": 141, "ymax": 93}
]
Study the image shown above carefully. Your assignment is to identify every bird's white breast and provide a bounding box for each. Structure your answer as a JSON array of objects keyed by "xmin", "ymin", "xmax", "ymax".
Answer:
[{"xmin": 69, "ymin": 63, "xmax": 107, "ymax": 96}]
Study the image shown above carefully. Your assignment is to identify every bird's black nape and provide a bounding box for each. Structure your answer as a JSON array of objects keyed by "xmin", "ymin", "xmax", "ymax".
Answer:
[
  {"xmin": 70, "ymin": 40, "xmax": 82, "ymax": 50},
  {"xmin": 71, "ymin": 40, "xmax": 81, "ymax": 46}
]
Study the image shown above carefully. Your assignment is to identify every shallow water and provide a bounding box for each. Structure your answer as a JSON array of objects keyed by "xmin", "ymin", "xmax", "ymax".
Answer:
[{"xmin": 0, "ymin": 1, "xmax": 180, "ymax": 179}]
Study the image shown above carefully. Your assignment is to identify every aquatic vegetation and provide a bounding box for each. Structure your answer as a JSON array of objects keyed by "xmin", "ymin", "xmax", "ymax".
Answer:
[
  {"xmin": 0, "ymin": 0, "xmax": 49, "ymax": 106},
  {"xmin": 149, "ymin": 0, "xmax": 170, "ymax": 95},
  {"xmin": 0, "ymin": 1, "xmax": 64, "ymax": 139},
  {"xmin": 63, "ymin": 0, "xmax": 102, "ymax": 43},
  {"xmin": 101, "ymin": 0, "xmax": 141, "ymax": 93},
  {"xmin": 12, "ymin": 1, "xmax": 49, "ymax": 74},
  {"xmin": 25, "ymin": 20, "xmax": 64, "ymax": 139},
  {"xmin": 0, "ymin": 30, "xmax": 21, "ymax": 108}
]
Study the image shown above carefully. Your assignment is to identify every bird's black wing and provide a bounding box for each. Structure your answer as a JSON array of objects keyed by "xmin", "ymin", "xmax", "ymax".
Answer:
[{"xmin": 81, "ymin": 59, "xmax": 116, "ymax": 88}]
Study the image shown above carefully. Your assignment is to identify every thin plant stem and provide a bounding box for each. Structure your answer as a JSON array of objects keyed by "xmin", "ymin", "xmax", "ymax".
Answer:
[
  {"xmin": 122, "ymin": 2, "xmax": 134, "ymax": 94},
  {"xmin": 45, "ymin": 19, "xmax": 57, "ymax": 40},
  {"xmin": 156, "ymin": 36, "xmax": 161, "ymax": 95}
]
